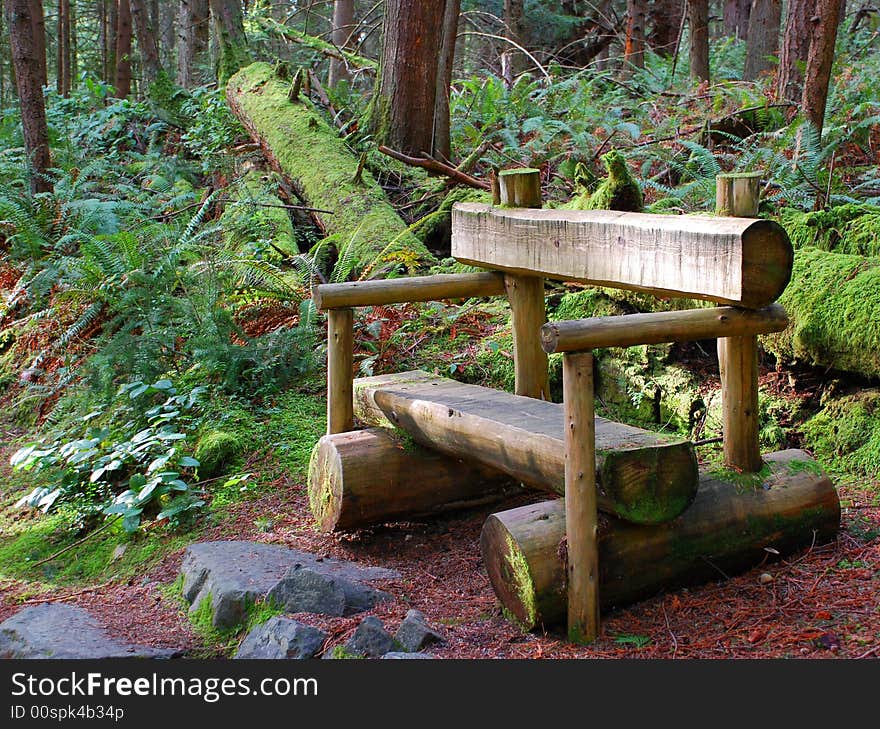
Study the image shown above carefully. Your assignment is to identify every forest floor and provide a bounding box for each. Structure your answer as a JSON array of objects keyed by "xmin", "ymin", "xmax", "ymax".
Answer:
[{"xmin": 1, "ymin": 431, "xmax": 878, "ymax": 660}]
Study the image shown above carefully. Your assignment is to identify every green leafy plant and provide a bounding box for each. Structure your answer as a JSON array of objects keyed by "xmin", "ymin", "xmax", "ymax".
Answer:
[{"xmin": 11, "ymin": 379, "xmax": 205, "ymax": 532}]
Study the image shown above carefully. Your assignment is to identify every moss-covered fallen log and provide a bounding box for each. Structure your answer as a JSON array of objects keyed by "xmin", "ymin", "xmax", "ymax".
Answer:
[
  {"xmin": 226, "ymin": 63, "xmax": 434, "ymax": 275},
  {"xmin": 481, "ymin": 450, "xmax": 839, "ymax": 630},
  {"xmin": 764, "ymin": 247, "xmax": 880, "ymax": 378}
]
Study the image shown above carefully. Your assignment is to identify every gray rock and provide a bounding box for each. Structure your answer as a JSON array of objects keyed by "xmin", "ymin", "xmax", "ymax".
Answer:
[
  {"xmin": 0, "ymin": 604, "xmax": 179, "ymax": 659},
  {"xmin": 395, "ymin": 609, "xmax": 444, "ymax": 652},
  {"xmin": 381, "ymin": 652, "xmax": 435, "ymax": 659},
  {"xmin": 344, "ymin": 616, "xmax": 400, "ymax": 658},
  {"xmin": 234, "ymin": 617, "xmax": 326, "ymax": 660},
  {"xmin": 266, "ymin": 565, "xmax": 390, "ymax": 617},
  {"xmin": 180, "ymin": 541, "xmax": 398, "ymax": 629}
]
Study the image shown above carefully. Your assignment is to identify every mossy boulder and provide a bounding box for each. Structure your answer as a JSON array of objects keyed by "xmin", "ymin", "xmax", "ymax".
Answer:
[
  {"xmin": 226, "ymin": 63, "xmax": 434, "ymax": 277},
  {"xmin": 221, "ymin": 170, "xmax": 298, "ymax": 261},
  {"xmin": 779, "ymin": 204, "xmax": 880, "ymax": 256},
  {"xmin": 764, "ymin": 247, "xmax": 880, "ymax": 378},
  {"xmin": 194, "ymin": 430, "xmax": 243, "ymax": 478},
  {"xmin": 801, "ymin": 390, "xmax": 880, "ymax": 476}
]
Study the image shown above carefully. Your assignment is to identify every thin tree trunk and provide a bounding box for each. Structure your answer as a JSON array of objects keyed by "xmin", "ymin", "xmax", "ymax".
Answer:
[
  {"xmin": 624, "ymin": 0, "xmax": 646, "ymax": 71},
  {"xmin": 177, "ymin": 0, "xmax": 208, "ymax": 88},
  {"xmin": 209, "ymin": 0, "xmax": 251, "ymax": 85},
  {"xmin": 433, "ymin": 0, "xmax": 460, "ymax": 163},
  {"xmin": 648, "ymin": 0, "xmax": 684, "ymax": 57},
  {"xmin": 687, "ymin": 0, "xmax": 710, "ymax": 82},
  {"xmin": 69, "ymin": 0, "xmax": 76, "ymax": 86},
  {"xmin": 130, "ymin": 0, "xmax": 161, "ymax": 88},
  {"xmin": 742, "ymin": 0, "xmax": 781, "ymax": 80},
  {"xmin": 57, "ymin": 0, "xmax": 71, "ymax": 96},
  {"xmin": 801, "ymin": 0, "xmax": 842, "ymax": 136},
  {"xmin": 372, "ymin": 0, "xmax": 447, "ymax": 157},
  {"xmin": 776, "ymin": 0, "xmax": 814, "ymax": 102},
  {"xmin": 327, "ymin": 0, "xmax": 354, "ymax": 87},
  {"xmin": 158, "ymin": 0, "xmax": 175, "ymax": 68},
  {"xmin": 4, "ymin": 0, "xmax": 53, "ymax": 193},
  {"xmin": 503, "ymin": 0, "xmax": 527, "ymax": 77},
  {"xmin": 114, "ymin": 0, "xmax": 132, "ymax": 97}
]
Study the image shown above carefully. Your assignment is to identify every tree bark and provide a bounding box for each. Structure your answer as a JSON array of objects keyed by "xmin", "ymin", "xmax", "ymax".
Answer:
[
  {"xmin": 4, "ymin": 0, "xmax": 52, "ymax": 193},
  {"xmin": 433, "ymin": 0, "xmax": 460, "ymax": 163},
  {"xmin": 130, "ymin": 0, "xmax": 161, "ymax": 88},
  {"xmin": 30, "ymin": 0, "xmax": 46, "ymax": 87},
  {"xmin": 503, "ymin": 0, "xmax": 527, "ymax": 76},
  {"xmin": 648, "ymin": 0, "xmax": 684, "ymax": 57},
  {"xmin": 177, "ymin": 0, "xmax": 208, "ymax": 88},
  {"xmin": 372, "ymin": 0, "xmax": 447, "ymax": 157},
  {"xmin": 481, "ymin": 450, "xmax": 839, "ymax": 629},
  {"xmin": 776, "ymin": 0, "xmax": 814, "ymax": 102},
  {"xmin": 114, "ymin": 0, "xmax": 132, "ymax": 97},
  {"xmin": 801, "ymin": 0, "xmax": 842, "ymax": 135},
  {"xmin": 209, "ymin": 0, "xmax": 251, "ymax": 85},
  {"xmin": 723, "ymin": 0, "xmax": 751, "ymax": 39},
  {"xmin": 687, "ymin": 0, "xmax": 710, "ymax": 82},
  {"xmin": 327, "ymin": 0, "xmax": 354, "ymax": 87},
  {"xmin": 624, "ymin": 0, "xmax": 646, "ymax": 71},
  {"xmin": 742, "ymin": 0, "xmax": 781, "ymax": 80},
  {"xmin": 158, "ymin": 0, "xmax": 175, "ymax": 68}
]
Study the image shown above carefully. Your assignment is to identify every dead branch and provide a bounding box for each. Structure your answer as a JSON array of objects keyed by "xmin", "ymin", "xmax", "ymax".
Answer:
[{"xmin": 378, "ymin": 145, "xmax": 491, "ymax": 190}]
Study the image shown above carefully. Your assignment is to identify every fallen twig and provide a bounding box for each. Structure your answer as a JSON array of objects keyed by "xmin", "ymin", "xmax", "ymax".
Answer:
[{"xmin": 30, "ymin": 516, "xmax": 123, "ymax": 569}]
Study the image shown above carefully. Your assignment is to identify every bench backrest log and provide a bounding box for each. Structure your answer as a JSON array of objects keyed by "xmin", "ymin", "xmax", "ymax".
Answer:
[{"xmin": 451, "ymin": 203, "xmax": 793, "ymax": 309}]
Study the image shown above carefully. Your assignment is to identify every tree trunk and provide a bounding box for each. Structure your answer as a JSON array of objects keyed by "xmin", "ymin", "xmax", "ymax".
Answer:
[
  {"xmin": 327, "ymin": 0, "xmax": 354, "ymax": 87},
  {"xmin": 687, "ymin": 0, "xmax": 710, "ymax": 82},
  {"xmin": 372, "ymin": 0, "xmax": 447, "ymax": 157},
  {"xmin": 723, "ymin": 0, "xmax": 751, "ymax": 39},
  {"xmin": 801, "ymin": 0, "xmax": 842, "ymax": 136},
  {"xmin": 209, "ymin": 0, "xmax": 251, "ymax": 85},
  {"xmin": 177, "ymin": 0, "xmax": 208, "ymax": 88},
  {"xmin": 308, "ymin": 428, "xmax": 517, "ymax": 532},
  {"xmin": 130, "ymin": 0, "xmax": 161, "ymax": 88},
  {"xmin": 114, "ymin": 0, "xmax": 132, "ymax": 97},
  {"xmin": 648, "ymin": 0, "xmax": 684, "ymax": 57},
  {"xmin": 158, "ymin": 0, "xmax": 175, "ymax": 68},
  {"xmin": 503, "ymin": 0, "xmax": 527, "ymax": 76},
  {"xmin": 742, "ymin": 0, "xmax": 781, "ymax": 80},
  {"xmin": 30, "ymin": 0, "xmax": 46, "ymax": 87},
  {"xmin": 4, "ymin": 0, "xmax": 52, "ymax": 193},
  {"xmin": 624, "ymin": 0, "xmax": 646, "ymax": 71},
  {"xmin": 353, "ymin": 371, "xmax": 700, "ymax": 526},
  {"xmin": 776, "ymin": 0, "xmax": 814, "ymax": 102},
  {"xmin": 481, "ymin": 450, "xmax": 839, "ymax": 629},
  {"xmin": 433, "ymin": 0, "xmax": 460, "ymax": 163}
]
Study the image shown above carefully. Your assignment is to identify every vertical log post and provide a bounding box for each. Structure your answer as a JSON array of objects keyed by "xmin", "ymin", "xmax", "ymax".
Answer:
[
  {"xmin": 716, "ymin": 173, "xmax": 762, "ymax": 472},
  {"xmin": 499, "ymin": 168, "xmax": 549, "ymax": 400},
  {"xmin": 327, "ymin": 308, "xmax": 354, "ymax": 434},
  {"xmin": 563, "ymin": 350, "xmax": 599, "ymax": 643}
]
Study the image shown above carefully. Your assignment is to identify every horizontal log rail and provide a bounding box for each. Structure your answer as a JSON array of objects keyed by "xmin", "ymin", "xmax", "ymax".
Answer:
[
  {"xmin": 314, "ymin": 272, "xmax": 506, "ymax": 310},
  {"xmin": 541, "ymin": 304, "xmax": 788, "ymax": 354}
]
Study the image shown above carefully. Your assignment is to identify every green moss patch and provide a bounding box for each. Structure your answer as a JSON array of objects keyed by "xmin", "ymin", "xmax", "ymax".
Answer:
[
  {"xmin": 220, "ymin": 170, "xmax": 299, "ymax": 260},
  {"xmin": 780, "ymin": 204, "xmax": 880, "ymax": 257},
  {"xmin": 801, "ymin": 390, "xmax": 880, "ymax": 476},
  {"xmin": 764, "ymin": 248, "xmax": 880, "ymax": 378}
]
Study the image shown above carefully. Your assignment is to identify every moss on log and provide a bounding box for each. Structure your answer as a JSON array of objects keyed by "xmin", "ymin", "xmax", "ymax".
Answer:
[
  {"xmin": 802, "ymin": 389, "xmax": 880, "ymax": 477},
  {"xmin": 764, "ymin": 247, "xmax": 880, "ymax": 378},
  {"xmin": 481, "ymin": 450, "xmax": 840, "ymax": 630},
  {"xmin": 780, "ymin": 204, "xmax": 880, "ymax": 257},
  {"xmin": 226, "ymin": 63, "xmax": 434, "ymax": 275},
  {"xmin": 220, "ymin": 170, "xmax": 298, "ymax": 261}
]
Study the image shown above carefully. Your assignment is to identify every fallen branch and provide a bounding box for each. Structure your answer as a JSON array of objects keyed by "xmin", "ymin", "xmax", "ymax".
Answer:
[
  {"xmin": 30, "ymin": 516, "xmax": 123, "ymax": 569},
  {"xmin": 378, "ymin": 145, "xmax": 490, "ymax": 190}
]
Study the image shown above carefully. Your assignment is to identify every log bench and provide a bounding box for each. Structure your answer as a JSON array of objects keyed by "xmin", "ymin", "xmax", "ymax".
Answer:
[{"xmin": 307, "ymin": 172, "xmax": 838, "ymax": 643}]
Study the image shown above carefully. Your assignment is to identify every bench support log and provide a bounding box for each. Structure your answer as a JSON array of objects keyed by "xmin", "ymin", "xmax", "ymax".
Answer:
[
  {"xmin": 480, "ymin": 449, "xmax": 840, "ymax": 630},
  {"xmin": 327, "ymin": 308, "xmax": 354, "ymax": 434},
  {"xmin": 563, "ymin": 351, "xmax": 600, "ymax": 643},
  {"xmin": 308, "ymin": 428, "xmax": 517, "ymax": 531},
  {"xmin": 506, "ymin": 274, "xmax": 550, "ymax": 400}
]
